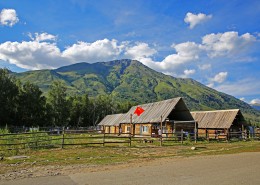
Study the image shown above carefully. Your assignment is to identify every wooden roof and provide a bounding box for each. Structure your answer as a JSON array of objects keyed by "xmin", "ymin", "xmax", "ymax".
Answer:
[
  {"xmin": 98, "ymin": 113, "xmax": 125, "ymax": 126},
  {"xmin": 191, "ymin": 109, "xmax": 244, "ymax": 129},
  {"xmin": 121, "ymin": 97, "xmax": 194, "ymax": 124}
]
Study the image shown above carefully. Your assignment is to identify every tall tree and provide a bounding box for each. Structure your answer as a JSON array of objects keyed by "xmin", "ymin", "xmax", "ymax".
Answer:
[
  {"xmin": 69, "ymin": 96, "xmax": 84, "ymax": 127},
  {"xmin": 17, "ymin": 82, "xmax": 47, "ymax": 127},
  {"xmin": 81, "ymin": 94, "xmax": 94, "ymax": 127},
  {"xmin": 0, "ymin": 69, "xmax": 19, "ymax": 127},
  {"xmin": 91, "ymin": 95, "xmax": 118, "ymax": 126},
  {"xmin": 48, "ymin": 81, "xmax": 70, "ymax": 127}
]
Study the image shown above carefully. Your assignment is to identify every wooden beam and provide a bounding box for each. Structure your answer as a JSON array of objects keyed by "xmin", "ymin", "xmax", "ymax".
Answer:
[
  {"xmin": 130, "ymin": 114, "xmax": 132, "ymax": 147},
  {"xmin": 160, "ymin": 115, "xmax": 163, "ymax": 146},
  {"xmin": 194, "ymin": 121, "xmax": 197, "ymax": 143}
]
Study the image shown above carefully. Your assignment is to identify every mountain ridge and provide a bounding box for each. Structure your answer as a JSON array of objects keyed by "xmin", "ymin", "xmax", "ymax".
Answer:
[{"xmin": 11, "ymin": 59, "xmax": 260, "ymax": 125}]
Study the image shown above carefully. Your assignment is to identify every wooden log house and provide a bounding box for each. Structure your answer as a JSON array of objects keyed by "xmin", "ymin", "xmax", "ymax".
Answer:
[
  {"xmin": 98, "ymin": 113, "xmax": 125, "ymax": 134},
  {"xmin": 191, "ymin": 109, "xmax": 247, "ymax": 140},
  {"xmin": 120, "ymin": 97, "xmax": 196, "ymax": 137}
]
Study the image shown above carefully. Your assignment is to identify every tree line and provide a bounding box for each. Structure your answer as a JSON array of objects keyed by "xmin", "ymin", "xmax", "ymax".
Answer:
[{"xmin": 0, "ymin": 69, "xmax": 133, "ymax": 128}]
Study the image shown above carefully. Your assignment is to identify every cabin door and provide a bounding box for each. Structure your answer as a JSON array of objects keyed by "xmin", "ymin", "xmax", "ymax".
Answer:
[{"xmin": 140, "ymin": 125, "xmax": 143, "ymax": 135}]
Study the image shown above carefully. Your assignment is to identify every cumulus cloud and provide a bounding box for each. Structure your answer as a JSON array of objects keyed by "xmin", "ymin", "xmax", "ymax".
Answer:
[
  {"xmin": 181, "ymin": 69, "xmax": 196, "ymax": 78},
  {"xmin": 0, "ymin": 38, "xmax": 129, "ymax": 70},
  {"xmin": 141, "ymin": 31, "xmax": 256, "ymax": 77},
  {"xmin": 28, "ymin": 32, "xmax": 57, "ymax": 42},
  {"xmin": 212, "ymin": 72, "xmax": 228, "ymax": 83},
  {"xmin": 184, "ymin": 12, "xmax": 212, "ymax": 29},
  {"xmin": 202, "ymin": 32, "xmax": 256, "ymax": 57},
  {"xmin": 206, "ymin": 72, "xmax": 228, "ymax": 88},
  {"xmin": 207, "ymin": 83, "xmax": 214, "ymax": 88},
  {"xmin": 0, "ymin": 9, "xmax": 19, "ymax": 27},
  {"xmin": 0, "ymin": 31, "xmax": 257, "ymax": 79},
  {"xmin": 136, "ymin": 42, "xmax": 201, "ymax": 77},
  {"xmin": 124, "ymin": 42, "xmax": 156, "ymax": 60},
  {"xmin": 63, "ymin": 39, "xmax": 124, "ymax": 62},
  {"xmin": 145, "ymin": 42, "xmax": 201, "ymax": 72},
  {"xmin": 250, "ymin": 99, "xmax": 260, "ymax": 105},
  {"xmin": 0, "ymin": 41, "xmax": 64, "ymax": 69}
]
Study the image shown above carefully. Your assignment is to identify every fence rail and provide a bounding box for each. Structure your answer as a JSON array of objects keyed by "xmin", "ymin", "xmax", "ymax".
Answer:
[{"xmin": 0, "ymin": 129, "xmax": 259, "ymax": 155}]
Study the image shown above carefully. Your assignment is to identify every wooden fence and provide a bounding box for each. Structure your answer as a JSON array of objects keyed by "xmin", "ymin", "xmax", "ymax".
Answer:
[{"xmin": 0, "ymin": 129, "xmax": 259, "ymax": 155}]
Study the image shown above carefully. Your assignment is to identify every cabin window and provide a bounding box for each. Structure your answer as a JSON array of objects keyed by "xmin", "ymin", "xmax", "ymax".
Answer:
[
  {"xmin": 162, "ymin": 126, "xmax": 167, "ymax": 133},
  {"xmin": 126, "ymin": 126, "xmax": 131, "ymax": 133},
  {"xmin": 142, "ymin": 126, "xmax": 148, "ymax": 133}
]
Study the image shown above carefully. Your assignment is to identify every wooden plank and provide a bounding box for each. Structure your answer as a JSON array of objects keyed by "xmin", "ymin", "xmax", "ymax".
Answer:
[
  {"xmin": 62, "ymin": 143, "xmax": 104, "ymax": 145},
  {"xmin": 104, "ymin": 141, "xmax": 130, "ymax": 144}
]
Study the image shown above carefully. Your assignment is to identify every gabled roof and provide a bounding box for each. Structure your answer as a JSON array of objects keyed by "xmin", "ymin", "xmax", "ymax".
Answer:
[
  {"xmin": 98, "ymin": 113, "xmax": 125, "ymax": 126},
  {"xmin": 121, "ymin": 97, "xmax": 192, "ymax": 124},
  {"xmin": 191, "ymin": 109, "xmax": 245, "ymax": 129}
]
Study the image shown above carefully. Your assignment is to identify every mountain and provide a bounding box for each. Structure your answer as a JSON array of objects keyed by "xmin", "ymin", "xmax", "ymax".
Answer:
[
  {"xmin": 13, "ymin": 59, "xmax": 260, "ymax": 125},
  {"xmin": 251, "ymin": 104, "xmax": 260, "ymax": 111}
]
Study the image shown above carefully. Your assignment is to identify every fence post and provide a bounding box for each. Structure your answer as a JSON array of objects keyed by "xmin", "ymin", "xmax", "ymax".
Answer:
[
  {"xmin": 129, "ymin": 134, "xmax": 132, "ymax": 147},
  {"xmin": 34, "ymin": 132, "xmax": 38, "ymax": 148},
  {"xmin": 61, "ymin": 127, "xmax": 65, "ymax": 149},
  {"xmin": 194, "ymin": 121, "xmax": 197, "ymax": 143},
  {"xmin": 181, "ymin": 129, "xmax": 183, "ymax": 144},
  {"xmin": 129, "ymin": 114, "xmax": 132, "ymax": 147},
  {"xmin": 103, "ymin": 132, "xmax": 105, "ymax": 146},
  {"xmin": 226, "ymin": 129, "xmax": 229, "ymax": 142},
  {"xmin": 244, "ymin": 130, "xmax": 247, "ymax": 140},
  {"xmin": 160, "ymin": 115, "xmax": 163, "ymax": 146},
  {"xmin": 206, "ymin": 129, "xmax": 209, "ymax": 142}
]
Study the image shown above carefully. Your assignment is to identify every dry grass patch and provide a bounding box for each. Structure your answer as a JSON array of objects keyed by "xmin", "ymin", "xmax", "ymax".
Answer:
[{"xmin": 1, "ymin": 141, "xmax": 260, "ymax": 176}]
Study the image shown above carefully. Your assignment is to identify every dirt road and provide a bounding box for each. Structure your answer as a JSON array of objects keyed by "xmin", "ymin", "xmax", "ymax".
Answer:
[{"xmin": 1, "ymin": 152, "xmax": 260, "ymax": 185}]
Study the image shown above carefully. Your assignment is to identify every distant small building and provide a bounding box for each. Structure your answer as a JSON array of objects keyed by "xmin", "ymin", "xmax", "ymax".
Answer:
[
  {"xmin": 120, "ymin": 97, "xmax": 196, "ymax": 137},
  {"xmin": 191, "ymin": 109, "xmax": 247, "ymax": 138},
  {"xmin": 98, "ymin": 113, "xmax": 125, "ymax": 134}
]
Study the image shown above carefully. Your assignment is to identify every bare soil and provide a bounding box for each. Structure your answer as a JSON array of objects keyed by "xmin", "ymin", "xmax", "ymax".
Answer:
[{"xmin": 0, "ymin": 152, "xmax": 260, "ymax": 185}]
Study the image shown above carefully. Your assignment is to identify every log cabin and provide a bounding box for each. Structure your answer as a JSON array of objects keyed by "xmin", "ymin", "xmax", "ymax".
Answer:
[
  {"xmin": 191, "ymin": 109, "xmax": 247, "ymax": 139},
  {"xmin": 120, "ymin": 97, "xmax": 196, "ymax": 137},
  {"xmin": 98, "ymin": 113, "xmax": 125, "ymax": 134}
]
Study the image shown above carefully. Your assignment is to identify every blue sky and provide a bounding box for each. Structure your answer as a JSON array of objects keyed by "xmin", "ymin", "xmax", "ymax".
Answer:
[{"xmin": 0, "ymin": 0, "xmax": 260, "ymax": 104}]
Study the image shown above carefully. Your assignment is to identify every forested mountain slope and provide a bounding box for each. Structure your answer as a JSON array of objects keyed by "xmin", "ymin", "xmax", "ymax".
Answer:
[{"xmin": 13, "ymin": 59, "xmax": 260, "ymax": 125}]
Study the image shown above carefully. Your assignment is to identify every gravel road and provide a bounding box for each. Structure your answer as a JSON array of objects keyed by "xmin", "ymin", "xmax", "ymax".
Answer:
[{"xmin": 1, "ymin": 152, "xmax": 259, "ymax": 185}]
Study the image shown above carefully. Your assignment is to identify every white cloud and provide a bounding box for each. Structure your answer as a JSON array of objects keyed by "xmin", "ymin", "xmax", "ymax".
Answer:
[
  {"xmin": 0, "ymin": 41, "xmax": 64, "ymax": 69},
  {"xmin": 124, "ymin": 42, "xmax": 157, "ymax": 60},
  {"xmin": 207, "ymin": 83, "xmax": 214, "ymax": 88},
  {"xmin": 174, "ymin": 42, "xmax": 201, "ymax": 58},
  {"xmin": 0, "ymin": 9, "xmax": 19, "ymax": 27},
  {"xmin": 151, "ymin": 42, "xmax": 201, "ymax": 72},
  {"xmin": 0, "ymin": 32, "xmax": 259, "ymax": 105},
  {"xmin": 184, "ymin": 12, "xmax": 212, "ymax": 29},
  {"xmin": 63, "ymin": 39, "xmax": 124, "ymax": 62},
  {"xmin": 206, "ymin": 72, "xmax": 228, "ymax": 88},
  {"xmin": 0, "ymin": 37, "xmax": 130, "ymax": 69},
  {"xmin": 0, "ymin": 31, "xmax": 257, "ymax": 81},
  {"xmin": 28, "ymin": 32, "xmax": 57, "ymax": 42},
  {"xmin": 212, "ymin": 72, "xmax": 228, "ymax": 83},
  {"xmin": 202, "ymin": 32, "xmax": 256, "ymax": 58},
  {"xmin": 139, "ymin": 32, "xmax": 256, "ymax": 78},
  {"xmin": 182, "ymin": 69, "xmax": 196, "ymax": 78},
  {"xmin": 240, "ymin": 97, "xmax": 245, "ymax": 101},
  {"xmin": 250, "ymin": 99, "xmax": 260, "ymax": 105}
]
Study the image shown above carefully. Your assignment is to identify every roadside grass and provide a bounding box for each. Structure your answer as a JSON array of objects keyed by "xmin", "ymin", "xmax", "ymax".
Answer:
[{"xmin": 0, "ymin": 141, "xmax": 260, "ymax": 175}]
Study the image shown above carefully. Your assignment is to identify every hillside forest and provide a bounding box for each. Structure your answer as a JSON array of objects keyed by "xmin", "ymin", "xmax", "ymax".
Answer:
[{"xmin": 0, "ymin": 69, "xmax": 132, "ymax": 128}]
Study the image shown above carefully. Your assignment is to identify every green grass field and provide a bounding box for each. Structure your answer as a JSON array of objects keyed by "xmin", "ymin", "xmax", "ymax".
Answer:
[{"xmin": 1, "ymin": 140, "xmax": 260, "ymax": 175}]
